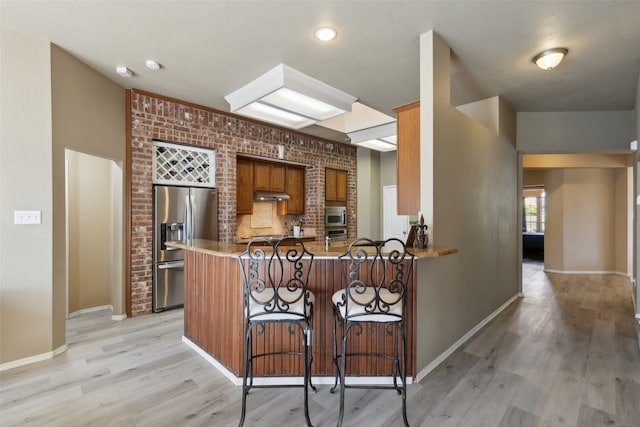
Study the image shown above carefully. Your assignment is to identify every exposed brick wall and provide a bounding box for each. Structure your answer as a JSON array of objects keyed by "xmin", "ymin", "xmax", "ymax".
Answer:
[{"xmin": 128, "ymin": 91, "xmax": 357, "ymax": 316}]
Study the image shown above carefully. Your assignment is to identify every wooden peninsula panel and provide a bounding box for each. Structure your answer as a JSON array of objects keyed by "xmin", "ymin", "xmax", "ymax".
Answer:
[
  {"xmin": 184, "ymin": 250, "xmax": 243, "ymax": 374},
  {"xmin": 182, "ymin": 248, "xmax": 416, "ymax": 378}
]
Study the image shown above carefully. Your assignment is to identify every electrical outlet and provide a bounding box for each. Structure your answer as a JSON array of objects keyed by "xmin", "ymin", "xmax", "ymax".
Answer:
[{"xmin": 14, "ymin": 210, "xmax": 42, "ymax": 225}]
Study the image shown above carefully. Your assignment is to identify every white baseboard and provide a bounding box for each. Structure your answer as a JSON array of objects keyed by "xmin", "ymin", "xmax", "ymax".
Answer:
[
  {"xmin": 182, "ymin": 335, "xmax": 414, "ymax": 386},
  {"xmin": 68, "ymin": 305, "xmax": 126, "ymax": 321},
  {"xmin": 415, "ymin": 294, "xmax": 520, "ymax": 383},
  {"xmin": 543, "ymin": 268, "xmax": 623, "ymax": 275},
  {"xmin": 0, "ymin": 344, "xmax": 67, "ymax": 372},
  {"xmin": 68, "ymin": 304, "xmax": 113, "ymax": 318},
  {"xmin": 183, "ymin": 336, "xmax": 242, "ymax": 385}
]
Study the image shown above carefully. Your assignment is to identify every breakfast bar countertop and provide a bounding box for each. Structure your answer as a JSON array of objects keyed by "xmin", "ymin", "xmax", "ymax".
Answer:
[{"xmin": 168, "ymin": 239, "xmax": 457, "ymax": 259}]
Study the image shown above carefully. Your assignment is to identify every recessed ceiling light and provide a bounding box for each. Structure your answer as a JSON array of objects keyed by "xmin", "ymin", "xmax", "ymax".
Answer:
[
  {"xmin": 532, "ymin": 48, "xmax": 568, "ymax": 71},
  {"xmin": 145, "ymin": 59, "xmax": 161, "ymax": 70},
  {"xmin": 314, "ymin": 27, "xmax": 337, "ymax": 42}
]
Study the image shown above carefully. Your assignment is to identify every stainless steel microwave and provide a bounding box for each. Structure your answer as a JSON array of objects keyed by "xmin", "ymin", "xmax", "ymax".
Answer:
[{"xmin": 325, "ymin": 206, "xmax": 347, "ymax": 227}]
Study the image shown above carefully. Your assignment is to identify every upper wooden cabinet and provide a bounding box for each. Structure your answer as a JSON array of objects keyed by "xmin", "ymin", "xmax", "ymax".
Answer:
[
  {"xmin": 393, "ymin": 100, "xmax": 420, "ymax": 215},
  {"xmin": 277, "ymin": 166, "xmax": 305, "ymax": 215},
  {"xmin": 325, "ymin": 168, "xmax": 347, "ymax": 202},
  {"xmin": 237, "ymin": 157, "xmax": 305, "ymax": 216},
  {"xmin": 236, "ymin": 157, "xmax": 254, "ymax": 215},
  {"xmin": 254, "ymin": 161, "xmax": 285, "ymax": 192},
  {"xmin": 336, "ymin": 169, "xmax": 347, "ymax": 202},
  {"xmin": 270, "ymin": 164, "xmax": 285, "ymax": 192}
]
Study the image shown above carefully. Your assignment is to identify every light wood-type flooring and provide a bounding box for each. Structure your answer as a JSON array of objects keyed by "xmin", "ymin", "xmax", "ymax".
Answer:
[{"xmin": 2, "ymin": 262, "xmax": 639, "ymax": 426}]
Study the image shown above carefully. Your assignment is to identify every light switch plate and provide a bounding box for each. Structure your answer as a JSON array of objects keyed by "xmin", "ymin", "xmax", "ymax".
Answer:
[{"xmin": 14, "ymin": 210, "xmax": 42, "ymax": 225}]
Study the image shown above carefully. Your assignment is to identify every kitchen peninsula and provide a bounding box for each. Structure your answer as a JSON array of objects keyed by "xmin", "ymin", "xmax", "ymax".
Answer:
[{"xmin": 169, "ymin": 239, "xmax": 457, "ymax": 383}]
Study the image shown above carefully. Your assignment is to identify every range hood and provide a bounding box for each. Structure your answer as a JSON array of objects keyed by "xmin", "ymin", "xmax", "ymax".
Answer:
[{"xmin": 253, "ymin": 191, "xmax": 290, "ymax": 201}]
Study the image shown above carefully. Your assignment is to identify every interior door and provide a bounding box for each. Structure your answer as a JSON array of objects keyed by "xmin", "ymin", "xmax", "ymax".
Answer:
[{"xmin": 383, "ymin": 185, "xmax": 410, "ymax": 250}]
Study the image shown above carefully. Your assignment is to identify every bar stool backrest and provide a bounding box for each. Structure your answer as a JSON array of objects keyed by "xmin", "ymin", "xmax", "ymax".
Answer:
[
  {"xmin": 238, "ymin": 237, "xmax": 314, "ymax": 322},
  {"xmin": 336, "ymin": 237, "xmax": 414, "ymax": 322}
]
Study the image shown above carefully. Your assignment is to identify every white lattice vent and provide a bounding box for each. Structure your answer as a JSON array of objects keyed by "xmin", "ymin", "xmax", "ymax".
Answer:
[{"xmin": 152, "ymin": 141, "xmax": 216, "ymax": 187}]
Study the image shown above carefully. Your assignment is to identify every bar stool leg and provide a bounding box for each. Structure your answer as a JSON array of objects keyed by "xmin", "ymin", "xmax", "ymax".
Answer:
[
  {"xmin": 307, "ymin": 314, "xmax": 317, "ymax": 392},
  {"xmin": 336, "ymin": 321, "xmax": 348, "ymax": 427},
  {"xmin": 330, "ymin": 308, "xmax": 340, "ymax": 393},
  {"xmin": 303, "ymin": 327, "xmax": 313, "ymax": 427},
  {"xmin": 401, "ymin": 321, "xmax": 409, "ymax": 427},
  {"xmin": 392, "ymin": 323, "xmax": 399, "ymax": 392},
  {"xmin": 238, "ymin": 324, "xmax": 251, "ymax": 427}
]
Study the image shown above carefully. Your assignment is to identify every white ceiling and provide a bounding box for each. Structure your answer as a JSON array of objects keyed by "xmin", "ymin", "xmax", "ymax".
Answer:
[{"xmin": 2, "ymin": 1, "xmax": 639, "ymax": 143}]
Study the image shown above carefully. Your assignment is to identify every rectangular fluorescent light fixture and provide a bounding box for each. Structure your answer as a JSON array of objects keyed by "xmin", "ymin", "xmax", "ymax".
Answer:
[
  {"xmin": 348, "ymin": 122, "xmax": 397, "ymax": 152},
  {"xmin": 116, "ymin": 66, "xmax": 133, "ymax": 77},
  {"xmin": 236, "ymin": 102, "xmax": 316, "ymax": 129},
  {"xmin": 354, "ymin": 139, "xmax": 397, "ymax": 152},
  {"xmin": 224, "ymin": 64, "xmax": 357, "ymax": 130}
]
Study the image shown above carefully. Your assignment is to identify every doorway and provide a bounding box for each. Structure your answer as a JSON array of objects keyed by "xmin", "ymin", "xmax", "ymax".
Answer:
[
  {"xmin": 383, "ymin": 185, "xmax": 410, "ymax": 250},
  {"xmin": 65, "ymin": 149, "xmax": 124, "ymax": 320},
  {"xmin": 521, "ymin": 153, "xmax": 634, "ymax": 276},
  {"xmin": 522, "ymin": 186, "xmax": 545, "ymax": 263}
]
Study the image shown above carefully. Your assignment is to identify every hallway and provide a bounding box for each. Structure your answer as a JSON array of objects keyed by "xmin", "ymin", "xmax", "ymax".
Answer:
[{"xmin": 1, "ymin": 263, "xmax": 639, "ymax": 426}]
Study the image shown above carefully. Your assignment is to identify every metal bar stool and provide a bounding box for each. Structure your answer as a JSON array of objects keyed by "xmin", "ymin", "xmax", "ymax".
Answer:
[
  {"xmin": 237, "ymin": 236, "xmax": 316, "ymax": 427},
  {"xmin": 330, "ymin": 237, "xmax": 415, "ymax": 427}
]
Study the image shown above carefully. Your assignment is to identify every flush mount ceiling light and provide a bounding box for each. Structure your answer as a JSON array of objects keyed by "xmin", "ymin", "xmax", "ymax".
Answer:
[
  {"xmin": 116, "ymin": 66, "xmax": 133, "ymax": 77},
  {"xmin": 532, "ymin": 47, "xmax": 568, "ymax": 70},
  {"xmin": 224, "ymin": 64, "xmax": 357, "ymax": 130},
  {"xmin": 347, "ymin": 122, "xmax": 397, "ymax": 152},
  {"xmin": 145, "ymin": 59, "xmax": 161, "ymax": 70},
  {"xmin": 314, "ymin": 26, "xmax": 337, "ymax": 42}
]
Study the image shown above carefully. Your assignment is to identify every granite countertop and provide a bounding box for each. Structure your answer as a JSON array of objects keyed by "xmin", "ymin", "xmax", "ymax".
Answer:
[
  {"xmin": 168, "ymin": 239, "xmax": 457, "ymax": 259},
  {"xmin": 235, "ymin": 234, "xmax": 318, "ymax": 244}
]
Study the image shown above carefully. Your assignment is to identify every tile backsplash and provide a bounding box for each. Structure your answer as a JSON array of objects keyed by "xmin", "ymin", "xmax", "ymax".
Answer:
[{"xmin": 236, "ymin": 201, "xmax": 316, "ymax": 239}]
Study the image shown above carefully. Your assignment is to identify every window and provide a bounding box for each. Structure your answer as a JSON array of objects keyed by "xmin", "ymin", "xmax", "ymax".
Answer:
[{"xmin": 523, "ymin": 188, "xmax": 545, "ymax": 232}]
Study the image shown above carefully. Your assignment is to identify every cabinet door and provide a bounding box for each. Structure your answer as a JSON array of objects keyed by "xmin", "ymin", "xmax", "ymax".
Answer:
[
  {"xmin": 254, "ymin": 161, "xmax": 271, "ymax": 191},
  {"xmin": 278, "ymin": 166, "xmax": 305, "ymax": 215},
  {"xmin": 336, "ymin": 170, "xmax": 348, "ymax": 202},
  {"xmin": 325, "ymin": 168, "xmax": 337, "ymax": 201},
  {"xmin": 270, "ymin": 163, "xmax": 285, "ymax": 192},
  {"xmin": 237, "ymin": 158, "xmax": 254, "ymax": 215},
  {"xmin": 393, "ymin": 100, "xmax": 420, "ymax": 215}
]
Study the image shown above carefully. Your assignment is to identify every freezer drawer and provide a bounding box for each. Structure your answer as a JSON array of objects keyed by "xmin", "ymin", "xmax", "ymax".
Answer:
[{"xmin": 153, "ymin": 260, "xmax": 184, "ymax": 312}]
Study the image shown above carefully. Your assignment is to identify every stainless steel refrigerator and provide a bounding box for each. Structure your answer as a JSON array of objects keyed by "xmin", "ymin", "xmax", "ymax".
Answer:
[{"xmin": 153, "ymin": 185, "xmax": 218, "ymax": 312}]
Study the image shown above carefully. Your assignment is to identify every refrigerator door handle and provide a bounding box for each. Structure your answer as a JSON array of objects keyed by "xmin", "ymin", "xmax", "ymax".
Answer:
[
  {"xmin": 185, "ymin": 193, "xmax": 192, "ymax": 241},
  {"xmin": 189, "ymin": 191, "xmax": 195, "ymax": 241},
  {"xmin": 157, "ymin": 260, "xmax": 185, "ymax": 270}
]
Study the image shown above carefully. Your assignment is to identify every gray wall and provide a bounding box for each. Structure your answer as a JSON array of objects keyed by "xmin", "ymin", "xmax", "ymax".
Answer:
[
  {"xmin": 356, "ymin": 148, "xmax": 381, "ymax": 239},
  {"xmin": 0, "ymin": 30, "xmax": 125, "ymax": 366},
  {"xmin": 51, "ymin": 45, "xmax": 126, "ymax": 320},
  {"xmin": 415, "ymin": 32, "xmax": 519, "ymax": 374},
  {"xmin": 356, "ymin": 149, "xmax": 397, "ymax": 239},
  {"xmin": 636, "ymin": 73, "xmax": 640, "ymax": 320},
  {"xmin": 1, "ymin": 29, "xmax": 55, "ymax": 364},
  {"xmin": 517, "ymin": 111, "xmax": 634, "ymax": 153}
]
